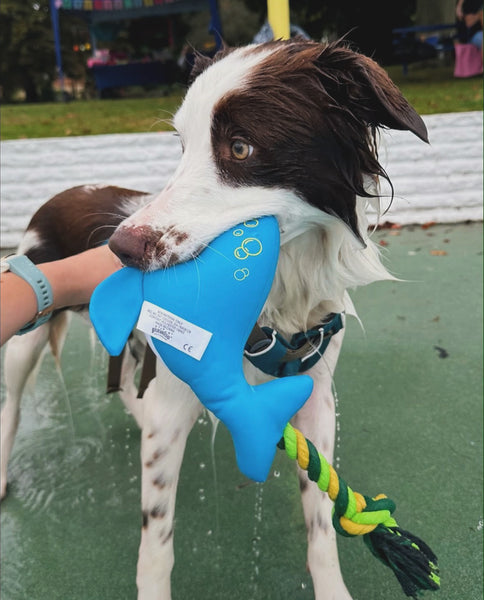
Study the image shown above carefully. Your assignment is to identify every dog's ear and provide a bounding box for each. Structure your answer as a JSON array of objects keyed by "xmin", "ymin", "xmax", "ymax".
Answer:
[
  {"xmin": 189, "ymin": 53, "xmax": 213, "ymax": 82},
  {"xmin": 189, "ymin": 45, "xmax": 236, "ymax": 84},
  {"xmin": 316, "ymin": 44, "xmax": 429, "ymax": 143}
]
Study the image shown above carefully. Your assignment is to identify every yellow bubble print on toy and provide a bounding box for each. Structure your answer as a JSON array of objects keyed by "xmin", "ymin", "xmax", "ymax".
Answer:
[{"xmin": 234, "ymin": 237, "xmax": 263, "ymax": 260}]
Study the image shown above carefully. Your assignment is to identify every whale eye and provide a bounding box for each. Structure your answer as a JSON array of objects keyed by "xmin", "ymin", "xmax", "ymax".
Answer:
[{"xmin": 231, "ymin": 139, "xmax": 253, "ymax": 160}]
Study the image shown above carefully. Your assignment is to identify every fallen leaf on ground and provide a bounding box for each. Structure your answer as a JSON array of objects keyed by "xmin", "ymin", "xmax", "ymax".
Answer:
[
  {"xmin": 434, "ymin": 345, "xmax": 449, "ymax": 359},
  {"xmin": 376, "ymin": 221, "xmax": 398, "ymax": 230}
]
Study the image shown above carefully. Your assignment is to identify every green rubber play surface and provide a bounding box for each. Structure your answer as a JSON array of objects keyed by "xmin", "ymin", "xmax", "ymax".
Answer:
[{"xmin": 1, "ymin": 222, "xmax": 482, "ymax": 599}]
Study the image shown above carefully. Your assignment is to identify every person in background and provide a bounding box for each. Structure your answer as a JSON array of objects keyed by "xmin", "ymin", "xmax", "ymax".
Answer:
[{"xmin": 456, "ymin": 0, "xmax": 483, "ymax": 49}]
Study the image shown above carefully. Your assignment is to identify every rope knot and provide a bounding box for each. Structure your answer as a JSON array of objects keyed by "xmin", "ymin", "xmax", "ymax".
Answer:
[{"xmin": 332, "ymin": 489, "xmax": 398, "ymax": 537}]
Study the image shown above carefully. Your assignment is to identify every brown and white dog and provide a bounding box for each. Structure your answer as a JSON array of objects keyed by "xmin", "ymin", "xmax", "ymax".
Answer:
[{"xmin": 1, "ymin": 39, "xmax": 427, "ymax": 599}]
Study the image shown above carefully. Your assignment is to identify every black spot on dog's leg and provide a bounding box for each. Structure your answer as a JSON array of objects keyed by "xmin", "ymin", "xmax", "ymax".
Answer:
[
  {"xmin": 152, "ymin": 474, "xmax": 168, "ymax": 490},
  {"xmin": 150, "ymin": 503, "xmax": 168, "ymax": 520},
  {"xmin": 161, "ymin": 527, "xmax": 174, "ymax": 545},
  {"xmin": 144, "ymin": 447, "xmax": 167, "ymax": 468},
  {"xmin": 299, "ymin": 474, "xmax": 309, "ymax": 493}
]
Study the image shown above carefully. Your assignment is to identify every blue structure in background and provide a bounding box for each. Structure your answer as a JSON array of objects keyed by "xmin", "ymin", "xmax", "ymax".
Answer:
[{"xmin": 50, "ymin": 0, "xmax": 223, "ymax": 96}]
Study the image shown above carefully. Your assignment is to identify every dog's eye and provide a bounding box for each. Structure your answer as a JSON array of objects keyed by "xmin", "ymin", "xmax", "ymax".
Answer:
[{"xmin": 230, "ymin": 140, "xmax": 253, "ymax": 160}]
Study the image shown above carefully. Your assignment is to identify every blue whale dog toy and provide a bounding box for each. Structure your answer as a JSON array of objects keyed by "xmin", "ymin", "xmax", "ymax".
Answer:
[
  {"xmin": 90, "ymin": 217, "xmax": 313, "ymax": 481},
  {"xmin": 89, "ymin": 218, "xmax": 442, "ymax": 598}
]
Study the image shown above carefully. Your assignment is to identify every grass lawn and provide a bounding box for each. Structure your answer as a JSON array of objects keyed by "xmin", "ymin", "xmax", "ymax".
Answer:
[
  {"xmin": 386, "ymin": 63, "xmax": 483, "ymax": 115},
  {"xmin": 1, "ymin": 93, "xmax": 185, "ymax": 140},
  {"xmin": 1, "ymin": 64, "xmax": 482, "ymax": 140}
]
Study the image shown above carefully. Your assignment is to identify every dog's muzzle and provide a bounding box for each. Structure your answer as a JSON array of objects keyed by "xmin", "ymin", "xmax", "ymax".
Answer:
[{"xmin": 109, "ymin": 225, "xmax": 178, "ymax": 271}]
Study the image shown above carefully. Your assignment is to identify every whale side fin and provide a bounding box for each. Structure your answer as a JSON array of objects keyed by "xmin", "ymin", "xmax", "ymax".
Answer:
[{"xmin": 89, "ymin": 267, "xmax": 144, "ymax": 356}]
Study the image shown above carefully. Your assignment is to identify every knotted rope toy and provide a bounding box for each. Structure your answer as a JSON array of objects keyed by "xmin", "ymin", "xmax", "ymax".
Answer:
[
  {"xmin": 279, "ymin": 423, "xmax": 440, "ymax": 598},
  {"xmin": 90, "ymin": 216, "xmax": 440, "ymax": 598}
]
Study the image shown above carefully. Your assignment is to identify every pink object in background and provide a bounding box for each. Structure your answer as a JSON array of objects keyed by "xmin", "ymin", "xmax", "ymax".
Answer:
[
  {"xmin": 87, "ymin": 49, "xmax": 110, "ymax": 68},
  {"xmin": 454, "ymin": 43, "xmax": 483, "ymax": 77}
]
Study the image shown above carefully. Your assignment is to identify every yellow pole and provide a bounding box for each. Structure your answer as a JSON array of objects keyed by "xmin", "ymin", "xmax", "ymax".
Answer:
[{"xmin": 267, "ymin": 0, "xmax": 290, "ymax": 40}]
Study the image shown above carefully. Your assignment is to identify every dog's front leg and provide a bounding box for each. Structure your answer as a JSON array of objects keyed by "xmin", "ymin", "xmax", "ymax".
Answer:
[
  {"xmin": 293, "ymin": 328, "xmax": 353, "ymax": 600},
  {"xmin": 137, "ymin": 364, "xmax": 202, "ymax": 600}
]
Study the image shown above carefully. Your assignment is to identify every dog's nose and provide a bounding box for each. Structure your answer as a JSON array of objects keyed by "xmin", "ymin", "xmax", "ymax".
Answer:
[{"xmin": 109, "ymin": 225, "xmax": 154, "ymax": 269}]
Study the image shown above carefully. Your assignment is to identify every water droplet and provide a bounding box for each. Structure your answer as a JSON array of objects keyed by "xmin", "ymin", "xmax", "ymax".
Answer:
[
  {"xmin": 273, "ymin": 470, "xmax": 280, "ymax": 478},
  {"xmin": 301, "ymin": 582, "xmax": 307, "ymax": 590},
  {"xmin": 199, "ymin": 462, "xmax": 206, "ymax": 470}
]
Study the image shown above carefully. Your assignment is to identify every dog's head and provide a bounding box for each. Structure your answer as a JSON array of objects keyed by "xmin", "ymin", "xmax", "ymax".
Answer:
[{"xmin": 109, "ymin": 39, "xmax": 427, "ymax": 271}]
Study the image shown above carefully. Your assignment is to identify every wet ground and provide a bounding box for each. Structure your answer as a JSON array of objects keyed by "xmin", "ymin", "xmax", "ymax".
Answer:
[{"xmin": 1, "ymin": 222, "xmax": 482, "ymax": 600}]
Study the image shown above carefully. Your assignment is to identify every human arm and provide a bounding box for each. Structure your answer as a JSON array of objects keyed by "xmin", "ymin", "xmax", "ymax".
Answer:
[
  {"xmin": 456, "ymin": 0, "xmax": 465, "ymax": 19},
  {"xmin": 0, "ymin": 244, "xmax": 122, "ymax": 346}
]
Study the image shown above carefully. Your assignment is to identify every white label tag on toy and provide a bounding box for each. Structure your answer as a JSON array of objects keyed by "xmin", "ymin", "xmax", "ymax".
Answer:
[{"xmin": 137, "ymin": 300, "xmax": 212, "ymax": 360}]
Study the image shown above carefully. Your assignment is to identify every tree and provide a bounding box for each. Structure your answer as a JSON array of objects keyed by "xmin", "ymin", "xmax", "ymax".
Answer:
[
  {"xmin": 0, "ymin": 0, "xmax": 87, "ymax": 102},
  {"xmin": 182, "ymin": 0, "xmax": 261, "ymax": 48},
  {"xmin": 415, "ymin": 0, "xmax": 456, "ymax": 25},
  {"xmin": 0, "ymin": 0, "xmax": 57, "ymax": 101}
]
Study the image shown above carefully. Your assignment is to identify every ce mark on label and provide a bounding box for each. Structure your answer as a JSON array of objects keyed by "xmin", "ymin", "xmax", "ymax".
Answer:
[{"xmin": 183, "ymin": 343, "xmax": 194, "ymax": 354}]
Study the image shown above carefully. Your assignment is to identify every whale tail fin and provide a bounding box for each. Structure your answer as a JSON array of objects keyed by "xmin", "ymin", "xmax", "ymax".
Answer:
[{"xmin": 223, "ymin": 375, "xmax": 314, "ymax": 482}]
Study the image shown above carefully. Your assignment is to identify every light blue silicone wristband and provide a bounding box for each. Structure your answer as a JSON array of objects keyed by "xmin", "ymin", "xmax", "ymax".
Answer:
[{"xmin": 4, "ymin": 255, "xmax": 54, "ymax": 334}]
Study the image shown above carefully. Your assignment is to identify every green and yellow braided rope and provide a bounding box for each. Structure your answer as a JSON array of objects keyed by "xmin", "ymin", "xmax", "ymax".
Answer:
[{"xmin": 277, "ymin": 423, "xmax": 440, "ymax": 599}]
